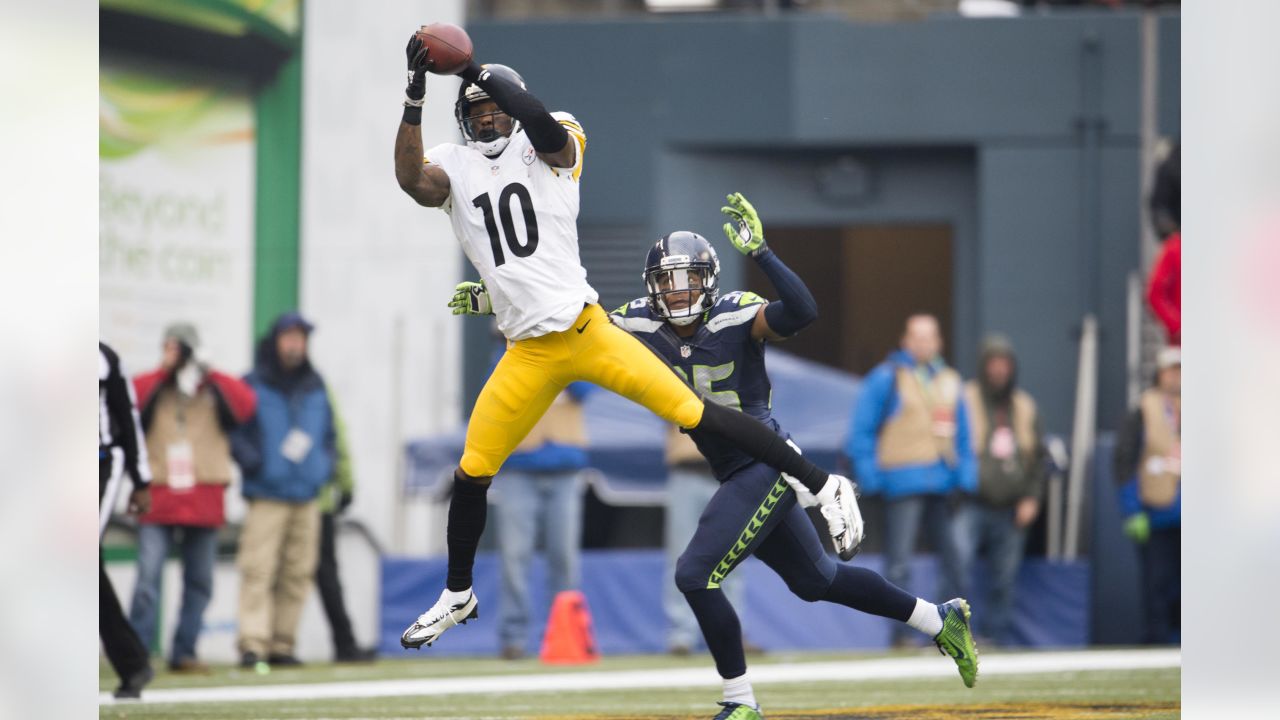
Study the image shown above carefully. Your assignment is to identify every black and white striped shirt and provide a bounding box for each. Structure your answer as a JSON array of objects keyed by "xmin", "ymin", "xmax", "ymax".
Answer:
[{"xmin": 98, "ymin": 342, "xmax": 150, "ymax": 487}]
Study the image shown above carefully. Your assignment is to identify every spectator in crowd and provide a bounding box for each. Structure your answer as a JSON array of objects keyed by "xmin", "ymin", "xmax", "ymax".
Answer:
[
  {"xmin": 128, "ymin": 323, "xmax": 256, "ymax": 673},
  {"xmin": 1148, "ymin": 141, "xmax": 1180, "ymax": 242},
  {"xmin": 314, "ymin": 403, "xmax": 378, "ymax": 663},
  {"xmin": 663, "ymin": 427, "xmax": 752, "ymax": 657},
  {"xmin": 961, "ymin": 335, "xmax": 1047, "ymax": 646},
  {"xmin": 232, "ymin": 312, "xmax": 337, "ymax": 669},
  {"xmin": 493, "ymin": 383, "xmax": 593, "ymax": 659},
  {"xmin": 1147, "ymin": 231, "xmax": 1181, "ymax": 345},
  {"xmin": 99, "ymin": 341, "xmax": 153, "ymax": 699},
  {"xmin": 846, "ymin": 314, "xmax": 977, "ymax": 647},
  {"xmin": 1114, "ymin": 346, "xmax": 1181, "ymax": 644}
]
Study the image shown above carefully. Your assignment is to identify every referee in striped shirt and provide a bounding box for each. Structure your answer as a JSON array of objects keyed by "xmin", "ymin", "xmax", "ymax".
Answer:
[{"xmin": 99, "ymin": 341, "xmax": 154, "ymax": 699}]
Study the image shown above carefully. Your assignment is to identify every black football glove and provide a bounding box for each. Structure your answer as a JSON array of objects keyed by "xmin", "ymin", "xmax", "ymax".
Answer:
[{"xmin": 405, "ymin": 33, "xmax": 430, "ymax": 104}]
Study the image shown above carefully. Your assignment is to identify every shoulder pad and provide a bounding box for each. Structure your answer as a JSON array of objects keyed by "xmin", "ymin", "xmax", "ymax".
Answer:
[
  {"xmin": 611, "ymin": 298, "xmax": 664, "ymax": 334},
  {"xmin": 705, "ymin": 292, "xmax": 764, "ymax": 333}
]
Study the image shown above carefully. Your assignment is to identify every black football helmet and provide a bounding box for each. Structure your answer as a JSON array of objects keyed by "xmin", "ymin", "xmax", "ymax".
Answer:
[
  {"xmin": 643, "ymin": 231, "xmax": 720, "ymax": 326},
  {"xmin": 454, "ymin": 64, "xmax": 524, "ymax": 157}
]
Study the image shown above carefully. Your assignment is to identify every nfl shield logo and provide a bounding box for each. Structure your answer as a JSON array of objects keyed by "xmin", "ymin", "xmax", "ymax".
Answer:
[{"xmin": 680, "ymin": 345, "xmax": 692, "ymax": 358}]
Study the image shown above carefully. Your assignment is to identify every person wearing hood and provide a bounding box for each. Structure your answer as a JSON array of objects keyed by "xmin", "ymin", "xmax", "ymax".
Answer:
[
  {"xmin": 846, "ymin": 314, "xmax": 977, "ymax": 647},
  {"xmin": 961, "ymin": 335, "xmax": 1047, "ymax": 646},
  {"xmin": 1113, "ymin": 346, "xmax": 1181, "ymax": 644},
  {"xmin": 128, "ymin": 323, "xmax": 257, "ymax": 672},
  {"xmin": 232, "ymin": 312, "xmax": 336, "ymax": 669}
]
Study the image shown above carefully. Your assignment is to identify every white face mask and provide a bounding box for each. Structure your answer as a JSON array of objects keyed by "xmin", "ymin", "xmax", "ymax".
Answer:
[{"xmin": 648, "ymin": 267, "xmax": 707, "ymax": 325}]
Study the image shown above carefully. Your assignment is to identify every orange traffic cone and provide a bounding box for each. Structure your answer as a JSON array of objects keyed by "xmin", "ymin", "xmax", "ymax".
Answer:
[{"xmin": 539, "ymin": 590, "xmax": 600, "ymax": 665}]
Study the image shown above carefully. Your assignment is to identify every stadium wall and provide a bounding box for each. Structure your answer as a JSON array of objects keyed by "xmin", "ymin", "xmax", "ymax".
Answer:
[{"xmin": 466, "ymin": 10, "xmax": 1181, "ymax": 438}]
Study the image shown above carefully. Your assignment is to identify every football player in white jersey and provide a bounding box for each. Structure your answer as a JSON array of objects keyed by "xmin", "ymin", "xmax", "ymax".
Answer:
[{"xmin": 392, "ymin": 30, "xmax": 864, "ymax": 652}]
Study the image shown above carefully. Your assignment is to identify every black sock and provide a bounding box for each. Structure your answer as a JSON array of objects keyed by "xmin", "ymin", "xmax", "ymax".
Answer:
[
  {"xmin": 822, "ymin": 566, "xmax": 916, "ymax": 622},
  {"xmin": 446, "ymin": 476, "xmax": 489, "ymax": 592},
  {"xmin": 695, "ymin": 401, "xmax": 830, "ymax": 494},
  {"xmin": 684, "ymin": 588, "xmax": 747, "ymax": 679}
]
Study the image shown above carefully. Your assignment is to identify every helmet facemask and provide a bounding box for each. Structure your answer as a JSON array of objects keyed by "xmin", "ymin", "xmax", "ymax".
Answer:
[
  {"xmin": 456, "ymin": 91, "xmax": 518, "ymax": 157},
  {"xmin": 645, "ymin": 261, "xmax": 717, "ymax": 326}
]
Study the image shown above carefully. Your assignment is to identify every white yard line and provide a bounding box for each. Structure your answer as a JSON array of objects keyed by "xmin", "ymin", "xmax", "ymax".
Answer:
[{"xmin": 99, "ymin": 648, "xmax": 1180, "ymax": 706}]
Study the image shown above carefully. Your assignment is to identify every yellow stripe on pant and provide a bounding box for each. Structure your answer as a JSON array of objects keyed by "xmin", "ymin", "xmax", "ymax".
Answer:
[{"xmin": 460, "ymin": 304, "xmax": 704, "ymax": 478}]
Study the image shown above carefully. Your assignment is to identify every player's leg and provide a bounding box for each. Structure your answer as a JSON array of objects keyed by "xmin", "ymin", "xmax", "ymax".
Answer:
[
  {"xmin": 883, "ymin": 494, "xmax": 925, "ymax": 645},
  {"xmin": 674, "ymin": 463, "xmax": 793, "ymax": 717},
  {"xmin": 572, "ymin": 305, "xmax": 862, "ymax": 557},
  {"xmin": 754, "ymin": 503, "xmax": 980, "ymax": 688},
  {"xmin": 402, "ymin": 338, "xmax": 567, "ymax": 650}
]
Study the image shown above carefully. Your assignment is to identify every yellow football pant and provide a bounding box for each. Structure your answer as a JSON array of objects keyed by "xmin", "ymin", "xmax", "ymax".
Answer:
[{"xmin": 460, "ymin": 303, "xmax": 704, "ymax": 478}]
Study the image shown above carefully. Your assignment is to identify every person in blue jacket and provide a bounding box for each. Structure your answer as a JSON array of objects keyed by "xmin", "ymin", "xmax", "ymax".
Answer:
[
  {"xmin": 1113, "ymin": 346, "xmax": 1181, "ymax": 644},
  {"xmin": 232, "ymin": 311, "xmax": 337, "ymax": 669},
  {"xmin": 845, "ymin": 314, "xmax": 978, "ymax": 646}
]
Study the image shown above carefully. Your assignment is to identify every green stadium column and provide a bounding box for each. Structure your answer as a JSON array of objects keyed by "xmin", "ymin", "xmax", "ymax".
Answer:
[{"xmin": 253, "ymin": 48, "xmax": 303, "ymax": 339}]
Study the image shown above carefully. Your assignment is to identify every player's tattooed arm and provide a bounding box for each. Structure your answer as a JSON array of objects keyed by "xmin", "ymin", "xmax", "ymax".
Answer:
[{"xmin": 394, "ymin": 122, "xmax": 451, "ymax": 207}]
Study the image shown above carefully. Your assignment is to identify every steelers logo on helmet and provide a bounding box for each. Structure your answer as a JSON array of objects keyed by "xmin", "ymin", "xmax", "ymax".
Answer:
[
  {"xmin": 454, "ymin": 64, "xmax": 526, "ymax": 158},
  {"xmin": 644, "ymin": 231, "xmax": 720, "ymax": 326}
]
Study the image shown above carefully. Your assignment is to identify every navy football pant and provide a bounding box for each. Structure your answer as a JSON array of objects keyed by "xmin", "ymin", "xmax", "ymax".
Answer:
[{"xmin": 675, "ymin": 461, "xmax": 917, "ymax": 679}]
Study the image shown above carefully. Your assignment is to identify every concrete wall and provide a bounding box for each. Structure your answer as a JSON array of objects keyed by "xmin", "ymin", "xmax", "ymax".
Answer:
[{"xmin": 465, "ymin": 10, "xmax": 1180, "ymax": 436}]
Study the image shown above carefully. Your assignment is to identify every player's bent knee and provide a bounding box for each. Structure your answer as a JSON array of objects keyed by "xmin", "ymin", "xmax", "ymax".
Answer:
[
  {"xmin": 674, "ymin": 555, "xmax": 713, "ymax": 594},
  {"xmin": 787, "ymin": 575, "xmax": 831, "ymax": 603},
  {"xmin": 455, "ymin": 466, "xmax": 494, "ymax": 487}
]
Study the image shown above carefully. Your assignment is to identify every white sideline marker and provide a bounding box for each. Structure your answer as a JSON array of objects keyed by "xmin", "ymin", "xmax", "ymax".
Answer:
[{"xmin": 99, "ymin": 648, "xmax": 1180, "ymax": 706}]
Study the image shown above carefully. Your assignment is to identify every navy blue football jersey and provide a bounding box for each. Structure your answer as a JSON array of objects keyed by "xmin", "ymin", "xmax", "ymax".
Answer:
[{"xmin": 611, "ymin": 290, "xmax": 783, "ymax": 480}]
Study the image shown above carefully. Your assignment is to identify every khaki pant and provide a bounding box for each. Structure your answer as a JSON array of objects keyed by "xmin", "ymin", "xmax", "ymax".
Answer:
[{"xmin": 236, "ymin": 498, "xmax": 320, "ymax": 656}]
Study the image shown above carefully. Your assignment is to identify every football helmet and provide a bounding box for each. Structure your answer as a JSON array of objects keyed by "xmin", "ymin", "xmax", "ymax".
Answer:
[
  {"xmin": 454, "ymin": 64, "xmax": 524, "ymax": 157},
  {"xmin": 643, "ymin": 231, "xmax": 720, "ymax": 326}
]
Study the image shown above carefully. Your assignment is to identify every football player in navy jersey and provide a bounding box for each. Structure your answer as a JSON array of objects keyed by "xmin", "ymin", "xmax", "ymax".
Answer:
[{"xmin": 611, "ymin": 194, "xmax": 979, "ymax": 720}]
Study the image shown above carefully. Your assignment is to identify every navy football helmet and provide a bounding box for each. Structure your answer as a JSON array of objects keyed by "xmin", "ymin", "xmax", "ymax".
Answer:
[
  {"xmin": 643, "ymin": 231, "xmax": 720, "ymax": 326},
  {"xmin": 454, "ymin": 64, "xmax": 524, "ymax": 157}
]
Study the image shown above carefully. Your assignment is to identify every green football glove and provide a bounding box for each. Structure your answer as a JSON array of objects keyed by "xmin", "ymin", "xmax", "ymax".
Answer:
[
  {"xmin": 448, "ymin": 281, "xmax": 493, "ymax": 316},
  {"xmin": 721, "ymin": 192, "xmax": 767, "ymax": 257},
  {"xmin": 1123, "ymin": 512, "xmax": 1150, "ymax": 544}
]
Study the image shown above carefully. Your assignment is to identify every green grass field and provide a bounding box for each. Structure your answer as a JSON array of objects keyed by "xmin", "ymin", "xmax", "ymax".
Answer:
[{"xmin": 99, "ymin": 650, "xmax": 1180, "ymax": 719}]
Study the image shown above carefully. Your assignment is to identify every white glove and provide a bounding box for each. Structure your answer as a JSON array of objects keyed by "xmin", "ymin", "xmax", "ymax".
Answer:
[{"xmin": 781, "ymin": 439, "xmax": 819, "ymax": 508}]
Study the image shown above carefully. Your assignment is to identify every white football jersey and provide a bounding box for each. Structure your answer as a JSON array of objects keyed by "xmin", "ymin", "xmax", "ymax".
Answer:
[{"xmin": 425, "ymin": 112, "xmax": 598, "ymax": 341}]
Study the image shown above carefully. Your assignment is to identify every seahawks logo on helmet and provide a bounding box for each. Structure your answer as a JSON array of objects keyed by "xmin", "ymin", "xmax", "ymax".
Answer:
[
  {"xmin": 454, "ymin": 64, "xmax": 526, "ymax": 158},
  {"xmin": 644, "ymin": 231, "xmax": 720, "ymax": 327}
]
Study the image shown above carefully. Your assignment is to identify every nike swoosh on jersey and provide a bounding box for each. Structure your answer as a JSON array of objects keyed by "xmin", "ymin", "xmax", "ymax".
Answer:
[{"xmin": 576, "ymin": 319, "xmax": 592, "ymax": 333}]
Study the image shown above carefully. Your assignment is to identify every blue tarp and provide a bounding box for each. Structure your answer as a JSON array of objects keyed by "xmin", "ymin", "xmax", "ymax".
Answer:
[
  {"xmin": 380, "ymin": 550, "xmax": 1089, "ymax": 656},
  {"xmin": 402, "ymin": 350, "xmax": 861, "ymax": 498}
]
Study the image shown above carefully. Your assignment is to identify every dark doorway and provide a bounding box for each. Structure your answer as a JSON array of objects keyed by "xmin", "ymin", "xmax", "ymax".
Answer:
[{"xmin": 745, "ymin": 224, "xmax": 954, "ymax": 375}]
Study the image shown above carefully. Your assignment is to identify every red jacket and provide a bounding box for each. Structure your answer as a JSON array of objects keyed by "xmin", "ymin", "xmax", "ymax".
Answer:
[
  {"xmin": 1147, "ymin": 232, "xmax": 1181, "ymax": 345},
  {"xmin": 133, "ymin": 367, "xmax": 256, "ymax": 527}
]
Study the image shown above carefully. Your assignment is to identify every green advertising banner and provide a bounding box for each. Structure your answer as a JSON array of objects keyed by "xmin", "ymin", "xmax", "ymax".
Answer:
[{"xmin": 100, "ymin": 64, "xmax": 257, "ymax": 373}]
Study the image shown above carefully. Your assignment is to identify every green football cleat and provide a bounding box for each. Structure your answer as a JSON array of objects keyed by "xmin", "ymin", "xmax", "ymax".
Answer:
[
  {"xmin": 712, "ymin": 701, "xmax": 764, "ymax": 719},
  {"xmin": 933, "ymin": 598, "xmax": 980, "ymax": 688}
]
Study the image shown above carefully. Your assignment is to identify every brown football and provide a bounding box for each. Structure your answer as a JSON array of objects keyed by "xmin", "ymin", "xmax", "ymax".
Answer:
[{"xmin": 415, "ymin": 22, "xmax": 473, "ymax": 76}]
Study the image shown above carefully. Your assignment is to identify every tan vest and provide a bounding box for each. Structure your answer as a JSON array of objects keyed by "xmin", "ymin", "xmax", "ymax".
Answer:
[
  {"xmin": 1138, "ymin": 388, "xmax": 1181, "ymax": 508},
  {"xmin": 877, "ymin": 366, "xmax": 961, "ymax": 468},
  {"xmin": 963, "ymin": 382, "xmax": 1038, "ymax": 459},
  {"xmin": 144, "ymin": 387, "xmax": 234, "ymax": 485},
  {"xmin": 515, "ymin": 390, "xmax": 587, "ymax": 452}
]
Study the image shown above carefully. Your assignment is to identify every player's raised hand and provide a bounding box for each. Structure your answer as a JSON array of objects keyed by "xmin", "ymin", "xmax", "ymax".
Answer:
[
  {"xmin": 721, "ymin": 192, "xmax": 767, "ymax": 257},
  {"xmin": 405, "ymin": 30, "xmax": 431, "ymax": 108},
  {"xmin": 448, "ymin": 281, "xmax": 494, "ymax": 316}
]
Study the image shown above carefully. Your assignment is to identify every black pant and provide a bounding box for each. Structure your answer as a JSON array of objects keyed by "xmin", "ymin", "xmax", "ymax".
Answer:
[
  {"xmin": 100, "ymin": 458, "xmax": 149, "ymax": 680},
  {"xmin": 1140, "ymin": 525, "xmax": 1181, "ymax": 644},
  {"xmin": 315, "ymin": 512, "xmax": 358, "ymax": 655}
]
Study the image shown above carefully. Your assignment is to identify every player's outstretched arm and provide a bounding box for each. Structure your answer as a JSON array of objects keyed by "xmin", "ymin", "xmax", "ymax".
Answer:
[
  {"xmin": 456, "ymin": 61, "xmax": 576, "ymax": 168},
  {"xmin": 395, "ymin": 33, "xmax": 451, "ymax": 207},
  {"xmin": 719, "ymin": 192, "xmax": 818, "ymax": 342}
]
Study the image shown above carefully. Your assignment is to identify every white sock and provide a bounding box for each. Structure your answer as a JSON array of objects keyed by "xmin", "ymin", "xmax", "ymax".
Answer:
[
  {"xmin": 443, "ymin": 587, "xmax": 472, "ymax": 604},
  {"xmin": 815, "ymin": 476, "xmax": 840, "ymax": 505},
  {"xmin": 722, "ymin": 673, "xmax": 757, "ymax": 708},
  {"xmin": 907, "ymin": 598, "xmax": 943, "ymax": 637}
]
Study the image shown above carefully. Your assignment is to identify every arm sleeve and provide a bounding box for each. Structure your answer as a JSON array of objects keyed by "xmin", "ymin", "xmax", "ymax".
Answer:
[
  {"xmin": 848, "ymin": 369, "xmax": 892, "ymax": 494},
  {"xmin": 460, "ymin": 62, "xmax": 568, "ymax": 155},
  {"xmin": 1146, "ymin": 240, "xmax": 1181, "ymax": 341},
  {"xmin": 756, "ymin": 249, "xmax": 818, "ymax": 337},
  {"xmin": 206, "ymin": 371, "xmax": 258, "ymax": 425},
  {"xmin": 327, "ymin": 391, "xmax": 355, "ymax": 495},
  {"xmin": 107, "ymin": 356, "xmax": 150, "ymax": 488},
  {"xmin": 952, "ymin": 395, "xmax": 979, "ymax": 493}
]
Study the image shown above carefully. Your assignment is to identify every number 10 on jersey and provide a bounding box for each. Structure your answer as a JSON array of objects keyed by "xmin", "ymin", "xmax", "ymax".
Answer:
[{"xmin": 473, "ymin": 182, "xmax": 539, "ymax": 266}]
